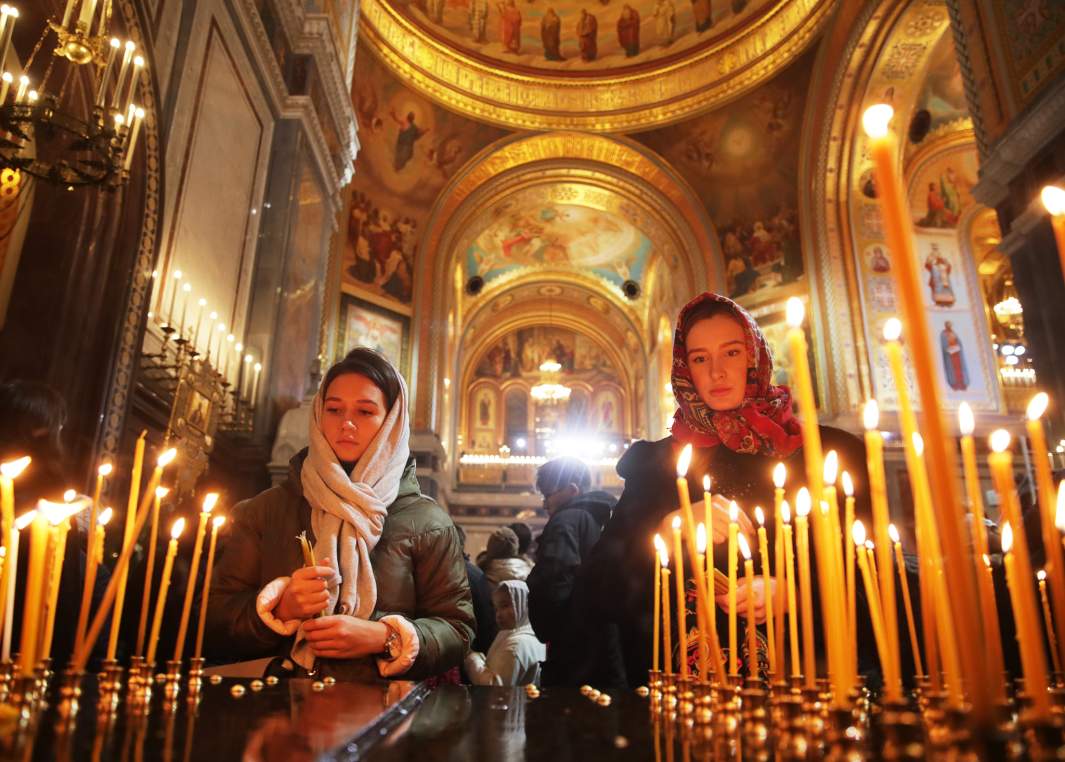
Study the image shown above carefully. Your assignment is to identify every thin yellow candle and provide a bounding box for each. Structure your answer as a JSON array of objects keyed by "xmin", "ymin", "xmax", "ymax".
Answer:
[
  {"xmin": 1001, "ymin": 522, "xmax": 1051, "ymax": 719},
  {"xmin": 3, "ymin": 511, "xmax": 35, "ymax": 662},
  {"xmin": 781, "ymin": 501, "xmax": 800, "ymax": 679},
  {"xmin": 853, "ymin": 522, "xmax": 891, "ymax": 681},
  {"xmin": 109, "ymin": 431, "xmax": 147, "ymax": 660},
  {"xmin": 41, "ymin": 497, "xmax": 86, "ymax": 660},
  {"xmin": 890, "ymin": 524, "xmax": 924, "ymax": 678},
  {"xmin": 1025, "ymin": 393, "xmax": 1065, "ymax": 673},
  {"xmin": 841, "ymin": 471, "xmax": 857, "ymax": 673},
  {"xmin": 739, "ymin": 534, "xmax": 758, "ymax": 679},
  {"xmin": 174, "ymin": 492, "xmax": 219, "ymax": 662},
  {"xmin": 795, "ymin": 489, "xmax": 816, "ymax": 687},
  {"xmin": 136, "ymin": 486, "xmax": 169, "ymax": 657},
  {"xmin": 863, "ymin": 104, "xmax": 988, "ymax": 720},
  {"xmin": 784, "ymin": 298, "xmax": 824, "ymax": 502},
  {"xmin": 822, "ymin": 453, "xmax": 850, "ymax": 699},
  {"xmin": 661, "ymin": 545, "xmax": 673, "ymax": 677},
  {"xmin": 0, "ymin": 456, "xmax": 30, "ymax": 651},
  {"xmin": 194, "ymin": 515, "xmax": 226, "ymax": 660},
  {"xmin": 772, "ymin": 463, "xmax": 787, "ymax": 678},
  {"xmin": 754, "ymin": 506, "xmax": 777, "ymax": 677},
  {"xmin": 18, "ymin": 506, "xmax": 50, "ymax": 675},
  {"xmin": 675, "ymin": 445, "xmax": 724, "ymax": 679},
  {"xmin": 653, "ymin": 534, "xmax": 664, "ymax": 673},
  {"xmin": 727, "ymin": 501, "xmax": 739, "ymax": 677},
  {"xmin": 1041, "ymin": 186, "xmax": 1065, "ymax": 283},
  {"xmin": 695, "ymin": 523, "xmax": 709, "ymax": 679},
  {"xmin": 76, "ymin": 463, "xmax": 112, "ymax": 652},
  {"xmin": 1037, "ymin": 570, "xmax": 1063, "ymax": 675},
  {"xmin": 146, "ymin": 518, "xmax": 185, "ymax": 666},
  {"xmin": 671, "ymin": 516, "xmax": 688, "ymax": 679},
  {"xmin": 958, "ymin": 404, "xmax": 1005, "ymax": 699}
]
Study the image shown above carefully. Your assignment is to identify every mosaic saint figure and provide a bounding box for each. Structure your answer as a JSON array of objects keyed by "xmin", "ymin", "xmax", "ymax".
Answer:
[
  {"xmin": 940, "ymin": 321, "xmax": 969, "ymax": 391},
  {"xmin": 577, "ymin": 9, "xmax": 598, "ymax": 62},
  {"xmin": 924, "ymin": 245, "xmax": 956, "ymax": 307},
  {"xmin": 469, "ymin": 0, "xmax": 489, "ymax": 42},
  {"xmin": 499, "ymin": 0, "xmax": 523, "ymax": 54},
  {"xmin": 390, "ymin": 111, "xmax": 429, "ymax": 172},
  {"xmin": 542, "ymin": 8, "xmax": 563, "ymax": 60},
  {"xmin": 691, "ymin": 0, "xmax": 712, "ymax": 32},
  {"xmin": 617, "ymin": 4, "xmax": 640, "ymax": 57},
  {"xmin": 654, "ymin": 0, "xmax": 675, "ymax": 45}
]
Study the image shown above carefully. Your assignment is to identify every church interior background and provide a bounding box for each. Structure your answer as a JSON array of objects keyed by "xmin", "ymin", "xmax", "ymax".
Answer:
[{"xmin": 1, "ymin": 0, "xmax": 1064, "ymax": 559}]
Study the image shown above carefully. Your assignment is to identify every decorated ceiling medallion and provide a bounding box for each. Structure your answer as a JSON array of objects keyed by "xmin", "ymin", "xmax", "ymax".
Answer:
[{"xmin": 359, "ymin": 0, "xmax": 838, "ymax": 132}]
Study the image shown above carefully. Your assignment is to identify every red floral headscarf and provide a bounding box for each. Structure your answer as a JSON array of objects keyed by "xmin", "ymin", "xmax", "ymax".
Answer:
[{"xmin": 670, "ymin": 292, "xmax": 803, "ymax": 458}]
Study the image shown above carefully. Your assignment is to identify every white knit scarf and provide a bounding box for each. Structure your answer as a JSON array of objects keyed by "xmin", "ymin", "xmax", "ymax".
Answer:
[{"xmin": 291, "ymin": 370, "xmax": 411, "ymax": 669}]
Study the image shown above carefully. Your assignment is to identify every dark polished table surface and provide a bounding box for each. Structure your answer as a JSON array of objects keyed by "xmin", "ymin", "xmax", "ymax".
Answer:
[{"xmin": 0, "ymin": 678, "xmax": 666, "ymax": 761}]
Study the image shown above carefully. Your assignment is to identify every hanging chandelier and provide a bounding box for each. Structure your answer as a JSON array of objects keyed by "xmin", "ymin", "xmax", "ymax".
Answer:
[
  {"xmin": 0, "ymin": 1, "xmax": 146, "ymax": 190},
  {"xmin": 530, "ymin": 359, "xmax": 572, "ymax": 404}
]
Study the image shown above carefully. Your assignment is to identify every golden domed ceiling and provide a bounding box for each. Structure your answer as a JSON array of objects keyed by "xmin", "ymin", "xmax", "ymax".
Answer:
[{"xmin": 358, "ymin": 0, "xmax": 838, "ymax": 130}]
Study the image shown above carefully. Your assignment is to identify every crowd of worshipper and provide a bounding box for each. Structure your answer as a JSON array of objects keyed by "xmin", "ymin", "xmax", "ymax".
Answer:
[{"xmin": 0, "ymin": 291, "xmax": 1060, "ymax": 691}]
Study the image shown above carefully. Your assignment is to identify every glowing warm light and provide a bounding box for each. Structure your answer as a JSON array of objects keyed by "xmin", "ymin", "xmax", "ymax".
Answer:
[
  {"xmin": 729, "ymin": 501, "xmax": 740, "ymax": 523},
  {"xmin": 785, "ymin": 297, "xmax": 804, "ymax": 328},
  {"xmin": 780, "ymin": 500, "xmax": 791, "ymax": 523},
  {"xmin": 841, "ymin": 471, "xmax": 854, "ymax": 498},
  {"xmin": 1001, "ymin": 522, "xmax": 1013, "ymax": 554},
  {"xmin": 983, "ymin": 553, "xmax": 991, "ymax": 568},
  {"xmin": 1042, "ymin": 185, "xmax": 1065, "ymax": 216},
  {"xmin": 820, "ymin": 500, "xmax": 830, "ymax": 516},
  {"xmin": 795, "ymin": 488, "xmax": 811, "ymax": 517},
  {"xmin": 958, "ymin": 402, "xmax": 975, "ymax": 437},
  {"xmin": 677, "ymin": 444, "xmax": 692, "ymax": 478},
  {"xmin": 865, "ymin": 540, "xmax": 875, "ymax": 552},
  {"xmin": 883, "ymin": 318, "xmax": 902, "ymax": 342},
  {"xmin": 98, "ymin": 507, "xmax": 114, "ymax": 526},
  {"xmin": 696, "ymin": 523, "xmax": 707, "ymax": 554},
  {"xmin": 863, "ymin": 400, "xmax": 880, "ymax": 432},
  {"xmin": 156, "ymin": 486, "xmax": 169, "ymax": 499},
  {"xmin": 703, "ymin": 475, "xmax": 711, "ymax": 493},
  {"xmin": 202, "ymin": 493, "xmax": 219, "ymax": 513},
  {"xmin": 990, "ymin": 429, "xmax": 1012, "ymax": 453},
  {"xmin": 15, "ymin": 511, "xmax": 36, "ymax": 530},
  {"xmin": 738, "ymin": 534, "xmax": 751, "ymax": 560},
  {"xmin": 157, "ymin": 448, "xmax": 177, "ymax": 468},
  {"xmin": 852, "ymin": 519, "xmax": 867, "ymax": 546},
  {"xmin": 170, "ymin": 518, "xmax": 187, "ymax": 540},
  {"xmin": 823, "ymin": 451, "xmax": 839, "ymax": 485},
  {"xmin": 861, "ymin": 104, "xmax": 893, "ymax": 139},
  {"xmin": 213, "ymin": 515, "xmax": 226, "ymax": 529},
  {"xmin": 1055, "ymin": 480, "xmax": 1065, "ymax": 533},
  {"xmin": 912, "ymin": 433, "xmax": 925, "ymax": 457},
  {"xmin": 773, "ymin": 462, "xmax": 786, "ymax": 489},
  {"xmin": 63, "ymin": 489, "xmax": 76, "ymax": 503},
  {"xmin": 888, "ymin": 523, "xmax": 901, "ymax": 544},
  {"xmin": 1027, "ymin": 392, "xmax": 1049, "ymax": 421},
  {"xmin": 671, "ymin": 516, "xmax": 681, "ymax": 530},
  {"xmin": 98, "ymin": 462, "xmax": 113, "ymax": 477},
  {"xmin": 1038, "ymin": 569, "xmax": 1047, "ymax": 582},
  {"xmin": 754, "ymin": 506, "xmax": 765, "ymax": 527},
  {"xmin": 0, "ymin": 456, "xmax": 31, "ymax": 479},
  {"xmin": 654, "ymin": 533, "xmax": 669, "ymax": 568}
]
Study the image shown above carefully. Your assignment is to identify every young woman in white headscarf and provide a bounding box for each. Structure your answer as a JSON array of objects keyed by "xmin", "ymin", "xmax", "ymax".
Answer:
[
  {"xmin": 464, "ymin": 579, "xmax": 545, "ymax": 686},
  {"xmin": 205, "ymin": 348, "xmax": 474, "ymax": 680}
]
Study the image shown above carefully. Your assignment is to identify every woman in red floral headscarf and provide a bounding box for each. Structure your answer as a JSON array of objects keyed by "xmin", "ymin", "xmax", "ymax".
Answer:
[{"xmin": 575, "ymin": 292, "xmax": 882, "ymax": 688}]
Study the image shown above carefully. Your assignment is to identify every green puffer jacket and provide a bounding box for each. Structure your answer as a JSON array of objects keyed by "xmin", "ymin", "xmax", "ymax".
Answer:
[{"xmin": 204, "ymin": 450, "xmax": 474, "ymax": 681}]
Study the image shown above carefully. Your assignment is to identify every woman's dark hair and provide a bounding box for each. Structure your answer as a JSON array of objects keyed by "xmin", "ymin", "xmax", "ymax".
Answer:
[
  {"xmin": 323, "ymin": 347, "xmax": 402, "ymax": 410},
  {"xmin": 0, "ymin": 380, "xmax": 67, "ymax": 461},
  {"xmin": 507, "ymin": 522, "xmax": 533, "ymax": 556},
  {"xmin": 681, "ymin": 299, "xmax": 742, "ymax": 340}
]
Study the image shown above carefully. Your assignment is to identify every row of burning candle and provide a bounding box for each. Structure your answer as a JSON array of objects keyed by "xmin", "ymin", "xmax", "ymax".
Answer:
[
  {"xmin": 0, "ymin": 438, "xmax": 227, "ymax": 679},
  {"xmin": 151, "ymin": 269, "xmax": 263, "ymax": 400}
]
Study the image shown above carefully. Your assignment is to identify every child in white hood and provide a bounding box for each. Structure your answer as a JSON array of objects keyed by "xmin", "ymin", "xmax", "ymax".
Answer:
[{"xmin": 465, "ymin": 580, "xmax": 545, "ymax": 686}]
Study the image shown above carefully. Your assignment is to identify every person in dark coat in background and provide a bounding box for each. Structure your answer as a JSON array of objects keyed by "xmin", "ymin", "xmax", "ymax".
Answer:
[
  {"xmin": 575, "ymin": 292, "xmax": 909, "ymax": 688},
  {"xmin": 527, "ymin": 457, "xmax": 624, "ymax": 686},
  {"xmin": 456, "ymin": 524, "xmax": 498, "ymax": 655}
]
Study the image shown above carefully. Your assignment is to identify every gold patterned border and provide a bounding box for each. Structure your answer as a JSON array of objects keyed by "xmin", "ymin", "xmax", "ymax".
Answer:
[{"xmin": 359, "ymin": 0, "xmax": 838, "ymax": 132}]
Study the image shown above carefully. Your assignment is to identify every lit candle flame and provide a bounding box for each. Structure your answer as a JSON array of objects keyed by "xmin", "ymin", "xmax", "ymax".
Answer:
[
  {"xmin": 1042, "ymin": 185, "xmax": 1065, "ymax": 216},
  {"xmin": 738, "ymin": 533, "xmax": 751, "ymax": 561},
  {"xmin": 677, "ymin": 444, "xmax": 692, "ymax": 478},
  {"xmin": 98, "ymin": 462, "xmax": 113, "ymax": 477},
  {"xmin": 773, "ymin": 462, "xmax": 786, "ymax": 489},
  {"xmin": 63, "ymin": 489, "xmax": 76, "ymax": 503},
  {"xmin": 958, "ymin": 402, "xmax": 974, "ymax": 437},
  {"xmin": 1001, "ymin": 522, "xmax": 1013, "ymax": 554},
  {"xmin": 883, "ymin": 317, "xmax": 902, "ymax": 342},
  {"xmin": 754, "ymin": 506, "xmax": 765, "ymax": 527},
  {"xmin": 1026, "ymin": 392, "xmax": 1049, "ymax": 421},
  {"xmin": 861, "ymin": 104, "xmax": 894, "ymax": 139},
  {"xmin": 888, "ymin": 523, "xmax": 900, "ymax": 544},
  {"xmin": 863, "ymin": 399, "xmax": 880, "ymax": 432},
  {"xmin": 1055, "ymin": 480, "xmax": 1065, "ymax": 533},
  {"xmin": 15, "ymin": 511, "xmax": 36, "ymax": 530},
  {"xmin": 780, "ymin": 500, "xmax": 791, "ymax": 524},
  {"xmin": 785, "ymin": 297, "xmax": 805, "ymax": 328},
  {"xmin": 841, "ymin": 471, "xmax": 854, "ymax": 498},
  {"xmin": 729, "ymin": 501, "xmax": 739, "ymax": 523},
  {"xmin": 795, "ymin": 487, "xmax": 811, "ymax": 517},
  {"xmin": 1038, "ymin": 569, "xmax": 1047, "ymax": 582},
  {"xmin": 865, "ymin": 540, "xmax": 875, "ymax": 552},
  {"xmin": 823, "ymin": 451, "xmax": 839, "ymax": 485},
  {"xmin": 0, "ymin": 456, "xmax": 31, "ymax": 479},
  {"xmin": 213, "ymin": 515, "xmax": 227, "ymax": 529},
  {"xmin": 202, "ymin": 492, "xmax": 219, "ymax": 513},
  {"xmin": 820, "ymin": 500, "xmax": 830, "ymax": 516},
  {"xmin": 171, "ymin": 517, "xmax": 187, "ymax": 540},
  {"xmin": 702, "ymin": 474, "xmax": 711, "ymax": 493},
  {"xmin": 912, "ymin": 433, "xmax": 924, "ymax": 457},
  {"xmin": 671, "ymin": 516, "xmax": 681, "ymax": 530},
  {"xmin": 982, "ymin": 553, "xmax": 991, "ymax": 568},
  {"xmin": 98, "ymin": 507, "xmax": 114, "ymax": 526},
  {"xmin": 697, "ymin": 523, "xmax": 707, "ymax": 554},
  {"xmin": 989, "ymin": 429, "xmax": 1011, "ymax": 453},
  {"xmin": 851, "ymin": 519, "xmax": 867, "ymax": 546},
  {"xmin": 157, "ymin": 448, "xmax": 177, "ymax": 468},
  {"xmin": 156, "ymin": 486, "xmax": 169, "ymax": 499}
]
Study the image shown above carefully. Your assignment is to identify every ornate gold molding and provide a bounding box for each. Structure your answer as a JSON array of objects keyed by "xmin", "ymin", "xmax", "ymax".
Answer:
[{"xmin": 359, "ymin": 0, "xmax": 838, "ymax": 132}]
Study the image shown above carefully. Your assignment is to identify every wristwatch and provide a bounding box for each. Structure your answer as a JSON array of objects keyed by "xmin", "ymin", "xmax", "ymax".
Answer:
[{"xmin": 381, "ymin": 625, "xmax": 400, "ymax": 661}]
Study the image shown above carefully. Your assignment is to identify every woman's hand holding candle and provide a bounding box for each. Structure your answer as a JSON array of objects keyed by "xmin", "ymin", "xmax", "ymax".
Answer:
[
  {"xmin": 303, "ymin": 615, "xmax": 391, "ymax": 660},
  {"xmin": 717, "ymin": 576, "xmax": 776, "ymax": 624},
  {"xmin": 277, "ymin": 561, "xmax": 338, "ymax": 621}
]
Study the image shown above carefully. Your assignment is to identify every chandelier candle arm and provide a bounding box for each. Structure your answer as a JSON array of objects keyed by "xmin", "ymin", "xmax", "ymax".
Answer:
[
  {"xmin": 13, "ymin": 74, "xmax": 26, "ymax": 104},
  {"xmin": 0, "ymin": 6, "xmax": 16, "ymax": 71},
  {"xmin": 110, "ymin": 40, "xmax": 134, "ymax": 111},
  {"xmin": 62, "ymin": 0, "xmax": 77, "ymax": 29},
  {"xmin": 95, "ymin": 38, "xmax": 120, "ymax": 108},
  {"xmin": 95, "ymin": 0, "xmax": 111, "ymax": 37},
  {"xmin": 120, "ymin": 55, "xmax": 142, "ymax": 118},
  {"xmin": 78, "ymin": 0, "xmax": 98, "ymax": 33}
]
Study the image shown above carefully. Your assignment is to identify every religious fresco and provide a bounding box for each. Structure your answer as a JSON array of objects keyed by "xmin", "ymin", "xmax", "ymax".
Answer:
[
  {"xmin": 336, "ymin": 294, "xmax": 410, "ymax": 375},
  {"xmin": 909, "ymin": 143, "xmax": 978, "ymax": 231},
  {"xmin": 990, "ymin": 0, "xmax": 1065, "ymax": 109},
  {"xmin": 910, "ymin": 31, "xmax": 969, "ymax": 142},
  {"xmin": 465, "ymin": 198, "xmax": 651, "ymax": 289},
  {"xmin": 473, "ymin": 326, "xmax": 622, "ymax": 386},
  {"xmin": 635, "ymin": 49, "xmax": 813, "ymax": 303},
  {"xmin": 386, "ymin": 0, "xmax": 771, "ymax": 72},
  {"xmin": 469, "ymin": 385, "xmax": 499, "ymax": 450},
  {"xmin": 341, "ymin": 49, "xmax": 508, "ymax": 307}
]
